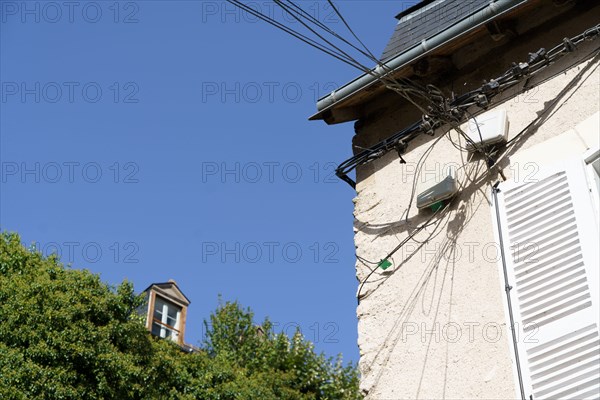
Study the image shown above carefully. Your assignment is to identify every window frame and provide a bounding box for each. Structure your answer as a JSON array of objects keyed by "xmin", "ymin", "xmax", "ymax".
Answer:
[{"xmin": 152, "ymin": 295, "xmax": 182, "ymax": 342}]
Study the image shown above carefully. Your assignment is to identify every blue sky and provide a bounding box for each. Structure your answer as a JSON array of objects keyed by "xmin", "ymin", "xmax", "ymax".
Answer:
[{"xmin": 1, "ymin": 0, "xmax": 415, "ymax": 363}]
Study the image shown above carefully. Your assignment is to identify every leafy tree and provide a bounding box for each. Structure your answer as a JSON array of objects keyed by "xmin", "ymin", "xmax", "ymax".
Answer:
[
  {"xmin": 204, "ymin": 301, "xmax": 360, "ymax": 399},
  {"xmin": 0, "ymin": 232, "xmax": 361, "ymax": 399}
]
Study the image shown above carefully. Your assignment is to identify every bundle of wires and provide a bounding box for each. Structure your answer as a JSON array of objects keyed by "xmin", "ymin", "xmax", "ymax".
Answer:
[
  {"xmin": 224, "ymin": 2, "xmax": 599, "ymax": 303},
  {"xmin": 224, "ymin": 2, "xmax": 599, "ymax": 188},
  {"xmin": 336, "ymin": 24, "xmax": 600, "ymax": 188},
  {"xmin": 355, "ymin": 46, "xmax": 600, "ymax": 301},
  {"xmin": 225, "ymin": 0, "xmax": 469, "ymax": 162}
]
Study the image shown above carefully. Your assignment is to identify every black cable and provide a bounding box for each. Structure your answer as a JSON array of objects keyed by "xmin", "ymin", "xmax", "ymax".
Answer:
[
  {"xmin": 505, "ymin": 51, "xmax": 600, "ymax": 147},
  {"xmin": 359, "ymin": 53, "xmax": 600, "ymax": 303},
  {"xmin": 335, "ymin": 121, "xmax": 427, "ymax": 189},
  {"xmin": 402, "ymin": 132, "xmax": 447, "ymax": 223},
  {"xmin": 228, "ymin": 0, "xmax": 432, "ymax": 110},
  {"xmin": 282, "ymin": 0, "xmax": 382, "ymax": 68},
  {"xmin": 326, "ymin": 0, "xmax": 379, "ymax": 63},
  {"xmin": 225, "ymin": 2, "xmax": 599, "ymax": 189},
  {"xmin": 356, "ymin": 233, "xmax": 414, "ymax": 301},
  {"xmin": 225, "ymin": 0, "xmax": 369, "ymax": 71},
  {"xmin": 334, "ymin": 25, "xmax": 600, "ymax": 188},
  {"xmin": 272, "ymin": 0, "xmax": 373, "ymax": 73},
  {"xmin": 356, "ymin": 202, "xmax": 449, "ymax": 300}
]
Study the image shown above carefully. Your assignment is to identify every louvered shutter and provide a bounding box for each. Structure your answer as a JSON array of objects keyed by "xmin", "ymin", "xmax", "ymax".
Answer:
[{"xmin": 494, "ymin": 158, "xmax": 600, "ymax": 400}]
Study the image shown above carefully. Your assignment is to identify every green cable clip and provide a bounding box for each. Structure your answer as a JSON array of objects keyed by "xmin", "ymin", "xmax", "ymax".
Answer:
[
  {"xmin": 378, "ymin": 259, "xmax": 392, "ymax": 270},
  {"xmin": 430, "ymin": 201, "xmax": 444, "ymax": 212}
]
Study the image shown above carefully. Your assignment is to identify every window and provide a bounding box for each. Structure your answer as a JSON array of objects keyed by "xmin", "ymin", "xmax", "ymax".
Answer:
[
  {"xmin": 151, "ymin": 296, "xmax": 181, "ymax": 342},
  {"xmin": 493, "ymin": 156, "xmax": 600, "ymax": 399}
]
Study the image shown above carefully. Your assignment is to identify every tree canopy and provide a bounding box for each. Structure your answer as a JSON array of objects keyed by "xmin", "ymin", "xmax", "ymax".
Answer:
[{"xmin": 0, "ymin": 232, "xmax": 361, "ymax": 399}]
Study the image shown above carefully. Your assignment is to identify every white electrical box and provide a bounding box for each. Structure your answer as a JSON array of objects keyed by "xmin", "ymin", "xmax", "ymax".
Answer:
[
  {"xmin": 416, "ymin": 167, "xmax": 459, "ymax": 209},
  {"xmin": 462, "ymin": 109, "xmax": 509, "ymax": 152}
]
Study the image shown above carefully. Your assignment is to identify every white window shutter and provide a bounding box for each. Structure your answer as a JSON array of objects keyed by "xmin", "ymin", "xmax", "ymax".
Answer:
[{"xmin": 494, "ymin": 158, "xmax": 600, "ymax": 400}]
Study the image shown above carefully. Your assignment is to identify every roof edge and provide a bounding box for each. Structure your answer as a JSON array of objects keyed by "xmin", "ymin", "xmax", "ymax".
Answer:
[
  {"xmin": 310, "ymin": 0, "xmax": 527, "ymax": 123},
  {"xmin": 142, "ymin": 281, "xmax": 191, "ymax": 305}
]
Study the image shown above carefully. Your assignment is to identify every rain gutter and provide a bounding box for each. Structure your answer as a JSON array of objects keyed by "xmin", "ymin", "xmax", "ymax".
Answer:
[{"xmin": 310, "ymin": 0, "xmax": 528, "ymax": 122}]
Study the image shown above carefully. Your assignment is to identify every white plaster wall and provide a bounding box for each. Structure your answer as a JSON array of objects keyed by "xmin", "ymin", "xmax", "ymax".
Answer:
[{"xmin": 354, "ymin": 57, "xmax": 600, "ymax": 399}]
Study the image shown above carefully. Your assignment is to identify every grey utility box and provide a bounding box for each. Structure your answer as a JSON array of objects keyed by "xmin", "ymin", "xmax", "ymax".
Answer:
[{"xmin": 416, "ymin": 168, "xmax": 459, "ymax": 209}]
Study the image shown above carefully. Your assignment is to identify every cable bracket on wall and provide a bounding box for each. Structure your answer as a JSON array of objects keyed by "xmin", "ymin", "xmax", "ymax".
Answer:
[{"xmin": 334, "ymin": 24, "xmax": 600, "ymax": 189}]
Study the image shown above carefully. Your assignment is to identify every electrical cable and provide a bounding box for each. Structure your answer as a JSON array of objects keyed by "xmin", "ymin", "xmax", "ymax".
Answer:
[
  {"xmin": 402, "ymin": 132, "xmax": 447, "ymax": 222},
  {"xmin": 343, "ymin": 24, "xmax": 599, "ymax": 302},
  {"xmin": 225, "ymin": 0, "xmax": 370, "ymax": 71},
  {"xmin": 355, "ymin": 143, "xmax": 485, "ymax": 301},
  {"xmin": 375, "ymin": 53, "xmax": 600, "ymax": 298},
  {"xmin": 356, "ymin": 202, "xmax": 449, "ymax": 300},
  {"xmin": 227, "ymin": 0, "xmax": 444, "ymax": 118},
  {"xmin": 334, "ymin": 25, "xmax": 600, "ymax": 188},
  {"xmin": 281, "ymin": 0, "xmax": 383, "ymax": 68},
  {"xmin": 224, "ymin": 3, "xmax": 600, "ymax": 307},
  {"xmin": 326, "ymin": 0, "xmax": 379, "ymax": 63},
  {"xmin": 272, "ymin": 0, "xmax": 374, "ymax": 73},
  {"xmin": 355, "ymin": 132, "xmax": 478, "ymax": 298},
  {"xmin": 482, "ymin": 50, "xmax": 600, "ymax": 184}
]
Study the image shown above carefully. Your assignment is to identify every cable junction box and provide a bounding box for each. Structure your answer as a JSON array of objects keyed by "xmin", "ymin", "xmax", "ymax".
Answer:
[
  {"xmin": 462, "ymin": 109, "xmax": 509, "ymax": 152},
  {"xmin": 416, "ymin": 167, "xmax": 459, "ymax": 209}
]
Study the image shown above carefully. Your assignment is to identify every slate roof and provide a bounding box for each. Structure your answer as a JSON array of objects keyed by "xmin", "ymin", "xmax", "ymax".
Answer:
[
  {"xmin": 381, "ymin": 0, "xmax": 491, "ymax": 61},
  {"xmin": 143, "ymin": 280, "xmax": 191, "ymax": 305}
]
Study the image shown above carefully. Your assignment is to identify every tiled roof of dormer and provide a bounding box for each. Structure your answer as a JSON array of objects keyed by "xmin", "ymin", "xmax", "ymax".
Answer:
[{"xmin": 143, "ymin": 280, "xmax": 191, "ymax": 305}]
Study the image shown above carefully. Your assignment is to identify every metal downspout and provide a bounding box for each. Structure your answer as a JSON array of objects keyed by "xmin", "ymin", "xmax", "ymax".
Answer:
[{"xmin": 492, "ymin": 182, "xmax": 528, "ymax": 400}]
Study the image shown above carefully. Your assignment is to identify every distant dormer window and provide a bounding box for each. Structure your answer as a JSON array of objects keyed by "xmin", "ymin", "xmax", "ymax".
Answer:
[
  {"xmin": 151, "ymin": 296, "xmax": 181, "ymax": 342},
  {"xmin": 142, "ymin": 280, "xmax": 190, "ymax": 345}
]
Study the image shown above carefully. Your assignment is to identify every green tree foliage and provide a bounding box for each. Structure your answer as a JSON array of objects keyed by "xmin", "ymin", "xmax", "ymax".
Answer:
[{"xmin": 0, "ymin": 232, "xmax": 361, "ymax": 399}]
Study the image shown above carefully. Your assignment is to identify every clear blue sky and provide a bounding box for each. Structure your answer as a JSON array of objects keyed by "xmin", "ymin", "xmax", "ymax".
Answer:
[{"xmin": 1, "ymin": 0, "xmax": 415, "ymax": 363}]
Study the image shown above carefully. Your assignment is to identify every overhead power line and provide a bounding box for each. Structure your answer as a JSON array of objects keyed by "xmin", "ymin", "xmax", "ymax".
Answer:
[{"xmin": 225, "ymin": 0, "xmax": 436, "ymax": 115}]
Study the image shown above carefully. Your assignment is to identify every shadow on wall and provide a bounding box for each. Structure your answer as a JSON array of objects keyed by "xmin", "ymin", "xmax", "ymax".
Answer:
[
  {"xmin": 353, "ymin": 57, "xmax": 599, "ymax": 397},
  {"xmin": 356, "ymin": 162, "xmax": 495, "ymax": 395}
]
